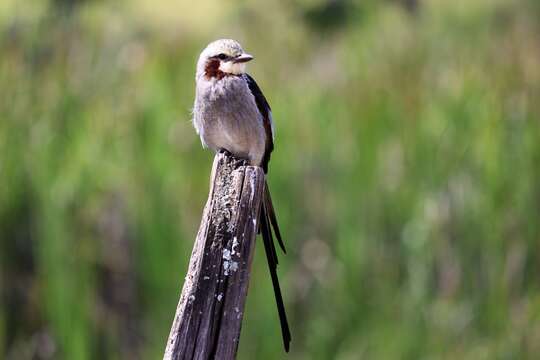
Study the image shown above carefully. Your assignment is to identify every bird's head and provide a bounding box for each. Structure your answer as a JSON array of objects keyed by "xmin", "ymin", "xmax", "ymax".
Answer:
[{"xmin": 197, "ymin": 39, "xmax": 253, "ymax": 79}]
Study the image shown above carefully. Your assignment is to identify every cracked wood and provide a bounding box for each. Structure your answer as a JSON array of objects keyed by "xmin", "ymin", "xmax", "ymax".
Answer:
[{"xmin": 163, "ymin": 152, "xmax": 265, "ymax": 360}]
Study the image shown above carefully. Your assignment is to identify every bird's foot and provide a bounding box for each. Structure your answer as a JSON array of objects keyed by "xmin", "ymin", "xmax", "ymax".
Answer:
[
  {"xmin": 218, "ymin": 149, "xmax": 249, "ymax": 167},
  {"xmin": 218, "ymin": 148, "xmax": 233, "ymax": 157}
]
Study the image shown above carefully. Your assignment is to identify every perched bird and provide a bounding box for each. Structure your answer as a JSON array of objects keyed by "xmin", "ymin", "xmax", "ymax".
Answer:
[{"xmin": 193, "ymin": 39, "xmax": 291, "ymax": 352}]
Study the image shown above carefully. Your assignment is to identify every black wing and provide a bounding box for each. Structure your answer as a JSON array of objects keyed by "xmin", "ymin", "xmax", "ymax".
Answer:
[
  {"xmin": 244, "ymin": 73, "xmax": 285, "ymax": 253},
  {"xmin": 245, "ymin": 73, "xmax": 273, "ymax": 173},
  {"xmin": 245, "ymin": 73, "xmax": 291, "ymax": 351}
]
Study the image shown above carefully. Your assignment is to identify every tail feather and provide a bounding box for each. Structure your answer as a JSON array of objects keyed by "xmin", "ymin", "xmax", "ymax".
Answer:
[
  {"xmin": 264, "ymin": 184, "xmax": 286, "ymax": 253},
  {"xmin": 265, "ymin": 208, "xmax": 279, "ymax": 267},
  {"xmin": 260, "ymin": 181, "xmax": 291, "ymax": 352}
]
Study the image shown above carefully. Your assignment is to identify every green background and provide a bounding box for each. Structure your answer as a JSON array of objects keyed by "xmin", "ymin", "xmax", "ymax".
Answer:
[{"xmin": 2, "ymin": 0, "xmax": 540, "ymax": 358}]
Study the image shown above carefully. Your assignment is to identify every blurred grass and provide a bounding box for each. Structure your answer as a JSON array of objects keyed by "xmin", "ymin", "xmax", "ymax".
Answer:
[{"xmin": 1, "ymin": 0, "xmax": 540, "ymax": 359}]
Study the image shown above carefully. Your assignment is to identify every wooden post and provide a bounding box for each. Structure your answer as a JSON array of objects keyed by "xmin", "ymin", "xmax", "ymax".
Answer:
[{"xmin": 163, "ymin": 152, "xmax": 265, "ymax": 360}]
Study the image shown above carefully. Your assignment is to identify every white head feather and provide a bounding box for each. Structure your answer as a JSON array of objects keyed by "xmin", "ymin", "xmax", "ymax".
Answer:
[{"xmin": 196, "ymin": 39, "xmax": 252, "ymax": 78}]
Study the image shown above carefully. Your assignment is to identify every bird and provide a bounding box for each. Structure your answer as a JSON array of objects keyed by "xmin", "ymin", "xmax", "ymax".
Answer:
[{"xmin": 192, "ymin": 39, "xmax": 291, "ymax": 352}]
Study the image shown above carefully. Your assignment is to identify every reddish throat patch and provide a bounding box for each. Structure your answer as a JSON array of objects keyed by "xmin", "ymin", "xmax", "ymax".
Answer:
[{"xmin": 204, "ymin": 59, "xmax": 226, "ymax": 80}]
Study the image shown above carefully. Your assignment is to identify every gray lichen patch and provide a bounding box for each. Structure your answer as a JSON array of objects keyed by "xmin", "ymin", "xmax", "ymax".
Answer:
[
  {"xmin": 223, "ymin": 259, "xmax": 239, "ymax": 276},
  {"xmin": 232, "ymin": 237, "xmax": 239, "ymax": 255},
  {"xmin": 223, "ymin": 260, "xmax": 230, "ymax": 275}
]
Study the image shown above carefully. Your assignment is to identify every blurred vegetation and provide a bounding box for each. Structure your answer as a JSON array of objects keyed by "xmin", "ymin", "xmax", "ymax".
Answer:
[{"xmin": 1, "ymin": 0, "xmax": 540, "ymax": 359}]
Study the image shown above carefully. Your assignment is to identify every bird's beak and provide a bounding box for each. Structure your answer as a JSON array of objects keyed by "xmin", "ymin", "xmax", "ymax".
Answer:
[{"xmin": 233, "ymin": 53, "xmax": 254, "ymax": 63}]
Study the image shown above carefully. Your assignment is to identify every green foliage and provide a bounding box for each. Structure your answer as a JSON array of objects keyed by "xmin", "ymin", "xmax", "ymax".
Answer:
[{"xmin": 1, "ymin": 0, "xmax": 540, "ymax": 358}]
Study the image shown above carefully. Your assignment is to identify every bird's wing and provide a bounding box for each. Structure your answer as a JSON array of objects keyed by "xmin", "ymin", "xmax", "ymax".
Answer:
[
  {"xmin": 244, "ymin": 73, "xmax": 285, "ymax": 253},
  {"xmin": 244, "ymin": 73, "xmax": 291, "ymax": 351},
  {"xmin": 244, "ymin": 73, "xmax": 274, "ymax": 173}
]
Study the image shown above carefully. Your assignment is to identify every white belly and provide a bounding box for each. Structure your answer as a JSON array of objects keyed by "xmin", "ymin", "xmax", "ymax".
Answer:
[
  {"xmin": 194, "ymin": 76, "xmax": 266, "ymax": 165},
  {"xmin": 201, "ymin": 116, "xmax": 265, "ymax": 165}
]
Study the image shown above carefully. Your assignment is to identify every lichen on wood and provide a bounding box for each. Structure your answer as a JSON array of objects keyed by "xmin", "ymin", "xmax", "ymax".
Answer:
[{"xmin": 163, "ymin": 152, "xmax": 265, "ymax": 360}]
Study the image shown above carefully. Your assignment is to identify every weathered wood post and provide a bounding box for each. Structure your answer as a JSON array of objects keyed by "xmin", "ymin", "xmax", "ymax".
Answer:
[{"xmin": 163, "ymin": 152, "xmax": 265, "ymax": 360}]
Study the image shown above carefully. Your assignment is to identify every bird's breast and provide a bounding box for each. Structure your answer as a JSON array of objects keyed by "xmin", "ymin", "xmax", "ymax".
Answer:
[{"xmin": 194, "ymin": 76, "xmax": 266, "ymax": 164}]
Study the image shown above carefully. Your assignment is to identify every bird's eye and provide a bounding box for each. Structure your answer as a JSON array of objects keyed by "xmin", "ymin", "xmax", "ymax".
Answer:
[{"xmin": 217, "ymin": 53, "xmax": 228, "ymax": 60}]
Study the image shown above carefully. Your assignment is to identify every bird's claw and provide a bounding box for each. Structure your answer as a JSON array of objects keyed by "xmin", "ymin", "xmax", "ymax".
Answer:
[
  {"xmin": 218, "ymin": 148, "xmax": 233, "ymax": 157},
  {"xmin": 218, "ymin": 149, "xmax": 249, "ymax": 167}
]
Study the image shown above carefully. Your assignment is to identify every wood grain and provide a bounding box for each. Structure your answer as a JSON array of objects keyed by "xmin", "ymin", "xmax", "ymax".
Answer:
[{"xmin": 163, "ymin": 152, "xmax": 265, "ymax": 360}]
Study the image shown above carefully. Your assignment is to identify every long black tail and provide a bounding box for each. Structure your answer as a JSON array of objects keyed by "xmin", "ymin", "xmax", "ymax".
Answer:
[{"xmin": 260, "ymin": 181, "xmax": 291, "ymax": 352}]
